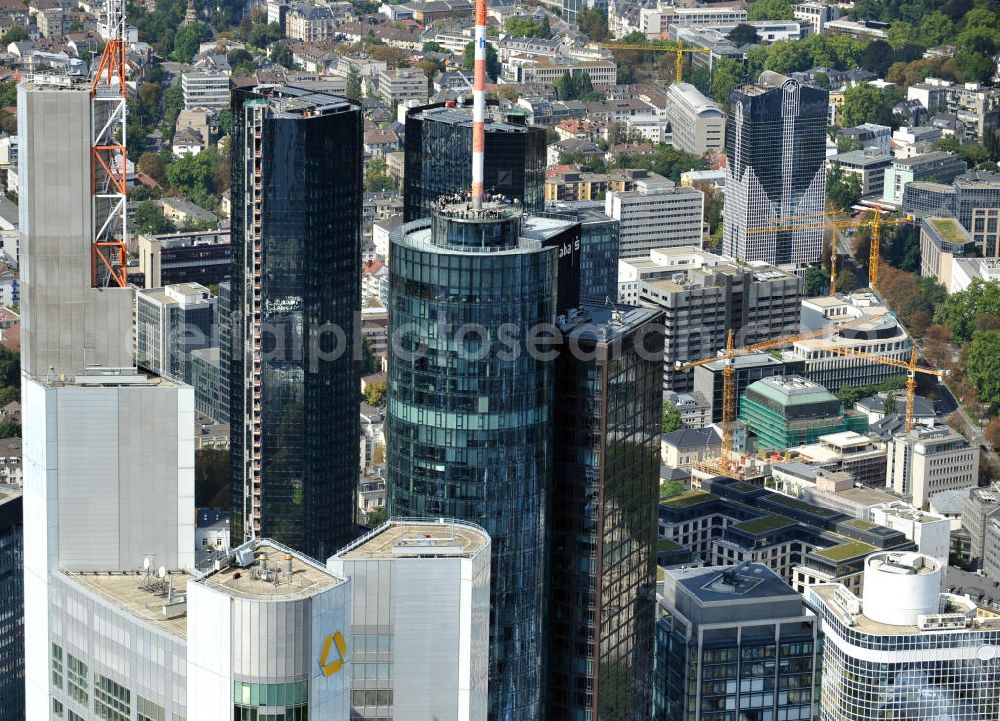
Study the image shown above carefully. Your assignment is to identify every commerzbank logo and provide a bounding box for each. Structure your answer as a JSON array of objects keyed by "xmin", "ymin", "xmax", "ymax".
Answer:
[{"xmin": 319, "ymin": 631, "xmax": 347, "ymax": 677}]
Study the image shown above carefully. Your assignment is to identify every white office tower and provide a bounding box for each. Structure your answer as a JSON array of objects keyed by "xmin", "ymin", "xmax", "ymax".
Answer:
[
  {"xmin": 808, "ymin": 552, "xmax": 1000, "ymax": 721},
  {"xmin": 328, "ymin": 518, "xmax": 491, "ymax": 721}
]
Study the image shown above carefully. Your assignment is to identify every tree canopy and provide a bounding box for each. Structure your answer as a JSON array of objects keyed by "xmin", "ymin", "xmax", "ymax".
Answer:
[{"xmin": 463, "ymin": 41, "xmax": 501, "ymax": 79}]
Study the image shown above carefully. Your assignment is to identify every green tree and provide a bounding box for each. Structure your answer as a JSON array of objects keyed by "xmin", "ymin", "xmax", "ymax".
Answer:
[
  {"xmin": 218, "ymin": 107, "xmax": 233, "ymax": 136},
  {"xmin": 364, "ymin": 157, "xmax": 394, "ymax": 191},
  {"xmin": 661, "ymin": 403, "xmax": 682, "ymax": 433},
  {"xmin": 363, "ymin": 380, "xmax": 388, "ymax": 406},
  {"xmin": 171, "ymin": 22, "xmax": 206, "ymax": 63},
  {"xmin": 727, "ymin": 23, "xmax": 760, "ymax": 46},
  {"xmin": 0, "ymin": 346, "xmax": 19, "ymax": 389},
  {"xmin": 345, "ymin": 66, "xmax": 362, "ymax": 100},
  {"xmin": 504, "ymin": 15, "xmax": 552, "ymax": 38},
  {"xmin": 270, "ymin": 43, "xmax": 293, "ymax": 68},
  {"xmin": 935, "ymin": 279, "xmax": 1000, "ymax": 343},
  {"xmin": 886, "ymin": 20, "xmax": 919, "ymax": 50},
  {"xmin": 804, "ymin": 265, "xmax": 827, "ymax": 296},
  {"xmin": 0, "ymin": 26, "xmax": 27, "ymax": 44},
  {"xmin": 366, "ymin": 507, "xmax": 387, "ymax": 527},
  {"xmin": 228, "ymin": 48, "xmax": 256, "ymax": 76},
  {"xmin": 195, "ymin": 448, "xmax": 230, "ymax": 507},
  {"xmin": 748, "ymin": 0, "xmax": 794, "ymax": 20},
  {"xmin": 422, "ymin": 41, "xmax": 443, "ymax": 52},
  {"xmin": 0, "ymin": 80, "xmax": 15, "ymax": 109},
  {"xmin": 827, "ymin": 166, "xmax": 862, "ymax": 210},
  {"xmin": 160, "ymin": 84, "xmax": 184, "ymax": 139},
  {"xmin": 575, "ymin": 7, "xmax": 609, "ymax": 41},
  {"xmin": 134, "ymin": 200, "xmax": 176, "ymax": 234},
  {"xmin": 837, "ymin": 136, "xmax": 864, "ymax": 153},
  {"xmin": 967, "ymin": 331, "xmax": 1000, "ymax": 408},
  {"xmin": 137, "ymin": 152, "xmax": 167, "ymax": 184},
  {"xmin": 710, "ymin": 57, "xmax": 745, "ymax": 106},
  {"xmin": 165, "ymin": 149, "xmax": 224, "ymax": 210},
  {"xmin": 764, "ymin": 40, "xmax": 811, "ymax": 74},
  {"xmin": 918, "ymin": 11, "xmax": 954, "ymax": 48},
  {"xmin": 0, "ymin": 420, "xmax": 19, "ymax": 439},
  {"xmin": 463, "ymin": 41, "xmax": 500, "ymax": 80},
  {"xmin": 839, "ymin": 83, "xmax": 896, "ymax": 127},
  {"xmin": 247, "ymin": 22, "xmax": 282, "ymax": 49}
]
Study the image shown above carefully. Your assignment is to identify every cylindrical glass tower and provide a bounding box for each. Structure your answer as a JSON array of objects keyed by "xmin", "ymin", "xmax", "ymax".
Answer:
[{"xmin": 388, "ymin": 203, "xmax": 557, "ymax": 721}]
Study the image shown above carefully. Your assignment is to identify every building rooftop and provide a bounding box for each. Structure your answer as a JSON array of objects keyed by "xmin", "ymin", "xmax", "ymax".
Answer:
[
  {"xmin": 811, "ymin": 583, "xmax": 1000, "ymax": 635},
  {"xmin": 556, "ymin": 303, "xmax": 662, "ymax": 343},
  {"xmin": 661, "ymin": 427, "xmax": 721, "ymax": 450},
  {"xmin": 660, "ymin": 489, "xmax": 718, "ymax": 509},
  {"xmin": 673, "ymin": 562, "xmax": 798, "ymax": 604},
  {"xmin": 926, "ymin": 216, "xmax": 972, "ymax": 245},
  {"xmin": 747, "ymin": 375, "xmax": 838, "ymax": 406},
  {"xmin": 836, "ymin": 486, "xmax": 899, "ymax": 506},
  {"xmin": 335, "ymin": 518, "xmax": 490, "ymax": 560},
  {"xmin": 197, "ymin": 539, "xmax": 345, "ymax": 601},
  {"xmin": 66, "ymin": 569, "xmax": 192, "ymax": 637},
  {"xmin": 812, "ymin": 539, "xmax": 878, "ymax": 562},
  {"xmin": 733, "ymin": 513, "xmax": 797, "ymax": 535}
]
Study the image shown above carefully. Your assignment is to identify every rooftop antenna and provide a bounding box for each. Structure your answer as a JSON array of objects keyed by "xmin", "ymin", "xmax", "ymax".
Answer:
[{"xmin": 471, "ymin": 0, "xmax": 487, "ymax": 209}]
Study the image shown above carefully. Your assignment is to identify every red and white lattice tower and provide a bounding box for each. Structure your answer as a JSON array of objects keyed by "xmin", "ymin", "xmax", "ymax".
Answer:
[
  {"xmin": 90, "ymin": 0, "xmax": 129, "ymax": 288},
  {"xmin": 471, "ymin": 0, "xmax": 486, "ymax": 209}
]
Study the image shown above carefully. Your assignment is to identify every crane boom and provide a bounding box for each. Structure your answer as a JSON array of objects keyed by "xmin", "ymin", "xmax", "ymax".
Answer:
[{"xmin": 597, "ymin": 42, "xmax": 710, "ymax": 83}]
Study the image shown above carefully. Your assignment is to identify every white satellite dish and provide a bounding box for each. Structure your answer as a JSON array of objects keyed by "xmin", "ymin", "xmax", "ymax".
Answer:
[
  {"xmin": 143, "ymin": 557, "xmax": 151, "ymax": 571},
  {"xmin": 158, "ymin": 566, "xmax": 166, "ymax": 579}
]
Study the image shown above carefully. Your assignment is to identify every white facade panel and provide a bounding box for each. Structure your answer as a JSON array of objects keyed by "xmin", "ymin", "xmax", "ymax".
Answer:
[
  {"xmin": 187, "ymin": 580, "xmax": 233, "ymax": 721},
  {"xmin": 309, "ymin": 581, "xmax": 352, "ymax": 719}
]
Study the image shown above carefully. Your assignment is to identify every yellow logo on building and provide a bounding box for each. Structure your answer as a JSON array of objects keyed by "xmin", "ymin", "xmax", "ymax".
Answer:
[{"xmin": 319, "ymin": 631, "xmax": 347, "ymax": 677}]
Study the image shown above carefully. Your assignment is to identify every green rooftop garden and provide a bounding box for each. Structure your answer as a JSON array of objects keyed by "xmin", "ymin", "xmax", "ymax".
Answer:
[
  {"xmin": 767, "ymin": 493, "xmax": 839, "ymax": 518},
  {"xmin": 929, "ymin": 217, "xmax": 970, "ymax": 245},
  {"xmin": 843, "ymin": 518, "xmax": 879, "ymax": 531},
  {"xmin": 657, "ymin": 539, "xmax": 683, "ymax": 552},
  {"xmin": 661, "ymin": 490, "xmax": 716, "ymax": 509},
  {"xmin": 734, "ymin": 514, "xmax": 797, "ymax": 535},
  {"xmin": 812, "ymin": 540, "xmax": 878, "ymax": 562}
]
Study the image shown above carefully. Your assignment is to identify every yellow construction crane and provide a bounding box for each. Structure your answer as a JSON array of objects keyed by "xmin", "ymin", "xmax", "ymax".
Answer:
[
  {"xmin": 811, "ymin": 345, "xmax": 949, "ymax": 430},
  {"xmin": 748, "ymin": 209, "xmax": 914, "ymax": 289},
  {"xmin": 597, "ymin": 41, "xmax": 710, "ymax": 83},
  {"xmin": 674, "ymin": 319, "xmax": 872, "ymax": 475}
]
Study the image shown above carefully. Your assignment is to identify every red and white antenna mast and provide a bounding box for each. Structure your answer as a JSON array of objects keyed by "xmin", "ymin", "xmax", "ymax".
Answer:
[
  {"xmin": 471, "ymin": 0, "xmax": 487, "ymax": 209},
  {"xmin": 90, "ymin": 0, "xmax": 129, "ymax": 288}
]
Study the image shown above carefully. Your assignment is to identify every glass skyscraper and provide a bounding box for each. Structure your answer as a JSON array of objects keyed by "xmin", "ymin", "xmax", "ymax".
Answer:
[
  {"xmin": 388, "ymin": 202, "xmax": 571, "ymax": 721},
  {"xmin": 544, "ymin": 200, "xmax": 621, "ymax": 303},
  {"xmin": 0, "ymin": 489, "xmax": 22, "ymax": 718},
  {"xmin": 229, "ymin": 86, "xmax": 362, "ymax": 560},
  {"xmin": 549, "ymin": 304, "xmax": 664, "ymax": 721},
  {"xmin": 723, "ymin": 72, "xmax": 828, "ymax": 266},
  {"xmin": 403, "ymin": 103, "xmax": 546, "ymax": 222}
]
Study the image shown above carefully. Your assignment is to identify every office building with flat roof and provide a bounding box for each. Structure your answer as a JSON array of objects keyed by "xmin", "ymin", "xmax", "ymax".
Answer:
[
  {"xmin": 628, "ymin": 250, "xmax": 801, "ymax": 391},
  {"xmin": 44, "ymin": 538, "xmax": 352, "ymax": 721},
  {"xmin": 136, "ymin": 283, "xmax": 216, "ymax": 384},
  {"xmin": 229, "ymin": 85, "xmax": 362, "ymax": 559},
  {"xmin": 961, "ymin": 483, "xmax": 1000, "ymax": 569},
  {"xmin": 549, "ymin": 304, "xmax": 664, "ymax": 720},
  {"xmin": 809, "ymin": 552, "xmax": 1000, "ymax": 721},
  {"xmin": 328, "ymin": 518, "xmax": 492, "ymax": 721},
  {"xmin": 605, "ymin": 180, "xmax": 704, "ymax": 259},
  {"xmin": 782, "ymin": 291, "xmax": 914, "ymax": 391},
  {"xmin": 724, "ymin": 73, "xmax": 828, "ymax": 266},
  {"xmin": 887, "ymin": 425, "xmax": 978, "ymax": 509},
  {"xmin": 827, "ymin": 148, "xmax": 892, "ymax": 197},
  {"xmin": 544, "ymin": 200, "xmax": 620, "ymax": 302},
  {"xmin": 654, "ymin": 563, "xmax": 821, "ymax": 721},
  {"xmin": 181, "ymin": 68, "xmax": 231, "ymax": 110},
  {"xmin": 137, "ymin": 229, "xmax": 231, "ymax": 289},
  {"xmin": 404, "ymin": 103, "xmax": 546, "ymax": 221},
  {"xmin": 883, "ymin": 150, "xmax": 968, "ymax": 204},
  {"xmin": 663, "ymin": 82, "xmax": 725, "ymax": 156}
]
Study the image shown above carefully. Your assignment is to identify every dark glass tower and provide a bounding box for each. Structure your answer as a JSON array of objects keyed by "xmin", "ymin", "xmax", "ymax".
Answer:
[
  {"xmin": 549, "ymin": 304, "xmax": 664, "ymax": 721},
  {"xmin": 0, "ymin": 489, "xmax": 22, "ymax": 718},
  {"xmin": 229, "ymin": 86, "xmax": 362, "ymax": 560},
  {"xmin": 403, "ymin": 103, "xmax": 546, "ymax": 222},
  {"xmin": 388, "ymin": 202, "xmax": 570, "ymax": 720},
  {"xmin": 723, "ymin": 72, "xmax": 828, "ymax": 266}
]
